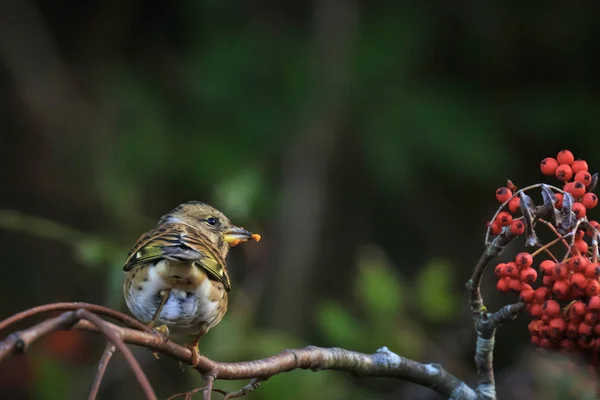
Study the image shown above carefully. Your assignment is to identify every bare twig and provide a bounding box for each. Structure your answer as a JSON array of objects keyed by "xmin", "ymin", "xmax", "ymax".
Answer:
[
  {"xmin": 223, "ymin": 378, "xmax": 262, "ymax": 400},
  {"xmin": 82, "ymin": 318, "xmax": 472, "ymax": 397},
  {"xmin": 0, "ymin": 302, "xmax": 147, "ymax": 332},
  {"xmin": 202, "ymin": 373, "xmax": 216, "ymax": 400},
  {"xmin": 74, "ymin": 309, "xmax": 157, "ymax": 400},
  {"xmin": 167, "ymin": 387, "xmax": 227, "ymax": 400},
  {"xmin": 0, "ymin": 311, "xmax": 79, "ymax": 363},
  {"xmin": 88, "ymin": 342, "xmax": 116, "ymax": 400},
  {"xmin": 0, "ymin": 308, "xmax": 478, "ymax": 399},
  {"xmin": 466, "ymin": 229, "xmax": 518, "ymax": 317}
]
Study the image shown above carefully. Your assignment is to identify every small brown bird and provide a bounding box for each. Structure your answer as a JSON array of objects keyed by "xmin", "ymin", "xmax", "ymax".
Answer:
[{"xmin": 122, "ymin": 201, "xmax": 260, "ymax": 364}]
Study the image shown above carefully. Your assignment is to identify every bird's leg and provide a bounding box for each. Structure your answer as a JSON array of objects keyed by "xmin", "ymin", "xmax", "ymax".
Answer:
[
  {"xmin": 148, "ymin": 289, "xmax": 171, "ymax": 333},
  {"xmin": 148, "ymin": 289, "xmax": 171, "ymax": 359},
  {"xmin": 186, "ymin": 331, "xmax": 206, "ymax": 368}
]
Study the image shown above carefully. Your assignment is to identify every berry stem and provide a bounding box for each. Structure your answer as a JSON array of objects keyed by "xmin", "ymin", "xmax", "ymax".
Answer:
[
  {"xmin": 538, "ymin": 219, "xmax": 571, "ymax": 250},
  {"xmin": 563, "ymin": 219, "xmax": 585, "ymax": 262},
  {"xmin": 531, "ymin": 234, "xmax": 570, "ymax": 258}
]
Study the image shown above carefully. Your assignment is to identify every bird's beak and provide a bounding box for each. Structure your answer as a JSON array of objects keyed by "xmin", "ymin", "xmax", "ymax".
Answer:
[{"xmin": 223, "ymin": 226, "xmax": 261, "ymax": 247}]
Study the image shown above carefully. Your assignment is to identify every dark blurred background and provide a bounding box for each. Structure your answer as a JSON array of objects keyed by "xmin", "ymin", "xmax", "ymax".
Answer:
[{"xmin": 0, "ymin": 1, "xmax": 599, "ymax": 399}]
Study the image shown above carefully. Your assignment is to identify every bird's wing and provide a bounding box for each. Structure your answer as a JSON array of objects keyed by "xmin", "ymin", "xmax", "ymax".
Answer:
[{"xmin": 123, "ymin": 224, "xmax": 231, "ymax": 291}]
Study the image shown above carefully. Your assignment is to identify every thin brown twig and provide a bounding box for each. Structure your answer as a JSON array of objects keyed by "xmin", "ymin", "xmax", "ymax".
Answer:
[
  {"xmin": 88, "ymin": 342, "xmax": 117, "ymax": 400},
  {"xmin": 0, "ymin": 311, "xmax": 79, "ymax": 363},
  {"xmin": 562, "ymin": 219, "xmax": 585, "ymax": 262},
  {"xmin": 74, "ymin": 309, "xmax": 157, "ymax": 400},
  {"xmin": 538, "ymin": 219, "xmax": 571, "ymax": 251},
  {"xmin": 223, "ymin": 378, "xmax": 262, "ymax": 400},
  {"xmin": 0, "ymin": 302, "xmax": 147, "ymax": 333},
  {"xmin": 167, "ymin": 387, "xmax": 228, "ymax": 400}
]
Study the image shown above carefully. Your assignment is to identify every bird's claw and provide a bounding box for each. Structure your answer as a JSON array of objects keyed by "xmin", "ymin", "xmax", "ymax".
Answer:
[
  {"xmin": 151, "ymin": 324, "xmax": 170, "ymax": 343},
  {"xmin": 187, "ymin": 345, "xmax": 202, "ymax": 367}
]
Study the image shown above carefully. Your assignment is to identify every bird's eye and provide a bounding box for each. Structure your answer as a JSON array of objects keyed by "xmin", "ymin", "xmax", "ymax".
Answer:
[{"xmin": 206, "ymin": 217, "xmax": 218, "ymax": 226}]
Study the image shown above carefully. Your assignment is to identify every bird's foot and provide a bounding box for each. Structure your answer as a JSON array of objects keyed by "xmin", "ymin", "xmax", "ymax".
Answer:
[
  {"xmin": 186, "ymin": 344, "xmax": 202, "ymax": 368},
  {"xmin": 151, "ymin": 324, "xmax": 170, "ymax": 342},
  {"xmin": 148, "ymin": 324, "xmax": 169, "ymax": 360}
]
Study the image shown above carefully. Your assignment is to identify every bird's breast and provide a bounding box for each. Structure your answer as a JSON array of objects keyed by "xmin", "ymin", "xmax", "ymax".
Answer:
[{"xmin": 124, "ymin": 260, "xmax": 228, "ymax": 335}]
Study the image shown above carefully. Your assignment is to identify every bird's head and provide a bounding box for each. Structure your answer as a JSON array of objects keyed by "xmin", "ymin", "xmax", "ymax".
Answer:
[{"xmin": 159, "ymin": 201, "xmax": 260, "ymax": 258}]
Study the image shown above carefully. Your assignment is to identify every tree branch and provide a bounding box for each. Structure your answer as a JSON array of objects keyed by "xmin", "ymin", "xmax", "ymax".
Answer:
[
  {"xmin": 0, "ymin": 305, "xmax": 478, "ymax": 400},
  {"xmin": 88, "ymin": 342, "xmax": 116, "ymax": 400}
]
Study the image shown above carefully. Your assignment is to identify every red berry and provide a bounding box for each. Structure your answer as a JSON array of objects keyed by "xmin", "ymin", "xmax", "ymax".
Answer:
[
  {"xmin": 567, "ymin": 181, "xmax": 586, "ymax": 198},
  {"xmin": 543, "ymin": 275, "xmax": 555, "ymax": 287},
  {"xmin": 508, "ymin": 278, "xmax": 522, "ymax": 292},
  {"xmin": 541, "ymin": 157, "xmax": 559, "ymax": 176},
  {"xmin": 569, "ymin": 256, "xmax": 589, "ymax": 273},
  {"xmin": 553, "ymin": 264, "xmax": 569, "ymax": 280},
  {"xmin": 495, "ymin": 187, "xmax": 512, "ymax": 203},
  {"xmin": 585, "ymin": 312, "xmax": 599, "ymax": 325},
  {"xmin": 495, "ymin": 211, "xmax": 513, "ymax": 226},
  {"xmin": 549, "ymin": 317, "xmax": 566, "ymax": 334},
  {"xmin": 571, "ymin": 272, "xmax": 589, "ymax": 290},
  {"xmin": 573, "ymin": 301, "xmax": 587, "ymax": 317},
  {"xmin": 515, "ymin": 252, "xmax": 533, "ymax": 268},
  {"xmin": 556, "ymin": 164, "xmax": 574, "ymax": 181},
  {"xmin": 574, "ymin": 239, "xmax": 588, "ymax": 255},
  {"xmin": 535, "ymin": 287, "xmax": 550, "ymax": 303},
  {"xmin": 508, "ymin": 197, "xmax": 521, "ymax": 213},
  {"xmin": 543, "ymin": 300, "xmax": 561, "ymax": 317},
  {"xmin": 583, "ymin": 193, "xmax": 598, "ymax": 209},
  {"xmin": 573, "ymin": 203, "xmax": 587, "ymax": 219},
  {"xmin": 589, "ymin": 296, "xmax": 600, "ymax": 311},
  {"xmin": 572, "ymin": 159, "xmax": 589, "ymax": 174},
  {"xmin": 520, "ymin": 286, "xmax": 535, "ymax": 303},
  {"xmin": 584, "ymin": 263, "xmax": 600, "ymax": 279},
  {"xmin": 570, "ymin": 302, "xmax": 587, "ymax": 323},
  {"xmin": 557, "ymin": 150, "xmax": 575, "ymax": 165},
  {"xmin": 509, "ymin": 220, "xmax": 525, "ymax": 235},
  {"xmin": 566, "ymin": 322, "xmax": 579, "ymax": 338},
  {"xmin": 587, "ymin": 280, "xmax": 600, "ymax": 296},
  {"xmin": 579, "ymin": 322, "xmax": 594, "ymax": 336},
  {"xmin": 528, "ymin": 320, "xmax": 542, "ymax": 335},
  {"xmin": 540, "ymin": 260, "xmax": 556, "ymax": 275},
  {"xmin": 490, "ymin": 221, "xmax": 502, "ymax": 235},
  {"xmin": 496, "ymin": 277, "xmax": 510, "ymax": 293},
  {"xmin": 576, "ymin": 230, "xmax": 585, "ymax": 240},
  {"xmin": 563, "ymin": 182, "xmax": 574, "ymax": 195},
  {"xmin": 530, "ymin": 303, "xmax": 543, "ymax": 317},
  {"xmin": 575, "ymin": 171, "xmax": 593, "ymax": 187},
  {"xmin": 555, "ymin": 193, "xmax": 564, "ymax": 208},
  {"xmin": 520, "ymin": 267, "xmax": 538, "ymax": 284},
  {"xmin": 553, "ymin": 280, "xmax": 571, "ymax": 299},
  {"xmin": 506, "ymin": 262, "xmax": 519, "ymax": 278},
  {"xmin": 494, "ymin": 263, "xmax": 507, "ymax": 278}
]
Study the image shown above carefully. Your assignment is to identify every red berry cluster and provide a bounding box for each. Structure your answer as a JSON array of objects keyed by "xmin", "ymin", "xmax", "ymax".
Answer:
[
  {"xmin": 541, "ymin": 150, "xmax": 598, "ymax": 217},
  {"xmin": 489, "ymin": 150, "xmax": 600, "ymax": 366}
]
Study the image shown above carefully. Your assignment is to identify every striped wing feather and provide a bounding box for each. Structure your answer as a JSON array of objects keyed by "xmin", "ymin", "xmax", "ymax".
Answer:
[{"xmin": 123, "ymin": 224, "xmax": 231, "ymax": 291}]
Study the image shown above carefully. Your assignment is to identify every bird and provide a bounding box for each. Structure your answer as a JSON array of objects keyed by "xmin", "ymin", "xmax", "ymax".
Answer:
[{"xmin": 122, "ymin": 201, "xmax": 260, "ymax": 365}]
